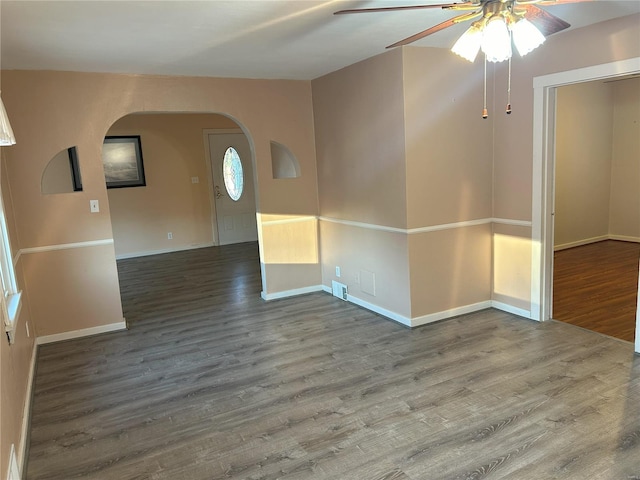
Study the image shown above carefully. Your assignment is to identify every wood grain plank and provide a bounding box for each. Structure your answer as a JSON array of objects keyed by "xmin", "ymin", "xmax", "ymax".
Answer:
[{"xmin": 26, "ymin": 243, "xmax": 640, "ymax": 479}]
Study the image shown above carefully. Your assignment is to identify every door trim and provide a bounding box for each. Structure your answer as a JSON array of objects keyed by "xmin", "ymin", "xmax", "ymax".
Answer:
[{"xmin": 531, "ymin": 57, "xmax": 640, "ymax": 352}]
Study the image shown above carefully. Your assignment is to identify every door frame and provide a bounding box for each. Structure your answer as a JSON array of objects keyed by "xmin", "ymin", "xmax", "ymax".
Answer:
[
  {"xmin": 203, "ymin": 128, "xmax": 244, "ymax": 245},
  {"xmin": 531, "ymin": 56, "xmax": 640, "ymax": 351}
]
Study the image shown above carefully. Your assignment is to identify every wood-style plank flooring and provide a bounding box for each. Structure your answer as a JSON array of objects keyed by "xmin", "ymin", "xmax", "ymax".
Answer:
[
  {"xmin": 27, "ymin": 243, "xmax": 640, "ymax": 479},
  {"xmin": 553, "ymin": 240, "xmax": 640, "ymax": 342}
]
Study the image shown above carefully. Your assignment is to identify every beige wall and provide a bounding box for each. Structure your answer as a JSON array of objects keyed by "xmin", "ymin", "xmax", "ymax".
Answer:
[
  {"xmin": 1, "ymin": 153, "xmax": 37, "ymax": 479},
  {"xmin": 491, "ymin": 14, "xmax": 640, "ymax": 312},
  {"xmin": 314, "ymin": 50, "xmax": 408, "ymax": 228},
  {"xmin": 1, "ymin": 13, "xmax": 639, "ymax": 476},
  {"xmin": 2, "ymin": 70, "xmax": 320, "ymax": 337},
  {"xmin": 106, "ymin": 113, "xmax": 237, "ymax": 258},
  {"xmin": 554, "ymin": 77, "xmax": 640, "ymax": 249},
  {"xmin": 403, "ymin": 47, "xmax": 493, "ymax": 318},
  {"xmin": 609, "ymin": 78, "xmax": 640, "ymax": 240},
  {"xmin": 313, "ymin": 47, "xmax": 495, "ymax": 321},
  {"xmin": 555, "ymin": 81, "xmax": 614, "ymax": 247},
  {"xmin": 313, "ymin": 50, "xmax": 412, "ymax": 319}
]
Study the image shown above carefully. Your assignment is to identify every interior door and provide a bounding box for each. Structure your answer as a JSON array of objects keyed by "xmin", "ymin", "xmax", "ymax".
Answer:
[{"xmin": 208, "ymin": 133, "xmax": 257, "ymax": 245}]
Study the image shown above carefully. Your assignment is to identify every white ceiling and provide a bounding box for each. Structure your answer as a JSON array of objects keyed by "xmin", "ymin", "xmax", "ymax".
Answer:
[{"xmin": 1, "ymin": 0, "xmax": 639, "ymax": 80}]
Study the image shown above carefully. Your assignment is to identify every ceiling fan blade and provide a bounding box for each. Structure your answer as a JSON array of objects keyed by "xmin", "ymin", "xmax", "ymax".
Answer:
[
  {"xmin": 334, "ymin": 3, "xmax": 473, "ymax": 15},
  {"xmin": 521, "ymin": 4, "xmax": 571, "ymax": 36},
  {"xmin": 386, "ymin": 10, "xmax": 481, "ymax": 48}
]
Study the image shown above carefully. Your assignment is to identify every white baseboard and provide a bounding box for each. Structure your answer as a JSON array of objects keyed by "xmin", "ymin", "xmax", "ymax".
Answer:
[
  {"xmin": 37, "ymin": 321, "xmax": 127, "ymax": 345},
  {"xmin": 115, "ymin": 243, "xmax": 214, "ymax": 260},
  {"xmin": 609, "ymin": 234, "xmax": 640, "ymax": 244},
  {"xmin": 321, "ymin": 285, "xmax": 493, "ymax": 328},
  {"xmin": 554, "ymin": 235, "xmax": 608, "ymax": 251},
  {"xmin": 17, "ymin": 341, "xmax": 37, "ymax": 479},
  {"xmin": 344, "ymin": 292, "xmax": 412, "ymax": 327},
  {"xmin": 261, "ymin": 285, "xmax": 324, "ymax": 301},
  {"xmin": 411, "ymin": 301, "xmax": 492, "ymax": 327},
  {"xmin": 491, "ymin": 300, "xmax": 532, "ymax": 319},
  {"xmin": 554, "ymin": 234, "xmax": 640, "ymax": 251}
]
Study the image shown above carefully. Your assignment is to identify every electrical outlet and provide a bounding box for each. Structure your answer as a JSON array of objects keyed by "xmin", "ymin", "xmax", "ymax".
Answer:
[
  {"xmin": 167, "ymin": 232, "xmax": 173, "ymax": 240},
  {"xmin": 191, "ymin": 176, "xmax": 199, "ymax": 184}
]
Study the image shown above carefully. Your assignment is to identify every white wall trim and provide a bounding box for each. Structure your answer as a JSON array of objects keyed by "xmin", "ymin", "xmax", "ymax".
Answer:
[
  {"xmin": 18, "ymin": 239, "xmax": 114, "ymax": 257},
  {"xmin": 318, "ymin": 216, "xmax": 527, "ymax": 234},
  {"xmin": 492, "ymin": 218, "xmax": 532, "ymax": 227},
  {"xmin": 407, "ymin": 218, "xmax": 492, "ymax": 234},
  {"xmin": 318, "ymin": 216, "xmax": 406, "ymax": 234},
  {"xmin": 262, "ymin": 216, "xmax": 317, "ymax": 226},
  {"xmin": 532, "ymin": 57, "xmax": 640, "ymax": 324},
  {"xmin": 261, "ymin": 285, "xmax": 324, "ymax": 301},
  {"xmin": 37, "ymin": 321, "xmax": 127, "ymax": 345},
  {"xmin": 554, "ymin": 235, "xmax": 609, "ymax": 251},
  {"xmin": 321, "ymin": 285, "xmax": 498, "ymax": 328},
  {"xmin": 491, "ymin": 300, "xmax": 532, "ymax": 319},
  {"xmin": 609, "ymin": 234, "xmax": 640, "ymax": 244},
  {"xmin": 411, "ymin": 301, "xmax": 493, "ymax": 327},
  {"xmin": 115, "ymin": 242, "xmax": 214, "ymax": 260},
  {"xmin": 17, "ymin": 341, "xmax": 37, "ymax": 479}
]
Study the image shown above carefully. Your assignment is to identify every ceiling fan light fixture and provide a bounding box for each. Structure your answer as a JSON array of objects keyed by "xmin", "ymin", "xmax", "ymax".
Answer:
[
  {"xmin": 481, "ymin": 15, "xmax": 512, "ymax": 63},
  {"xmin": 511, "ymin": 18, "xmax": 545, "ymax": 57},
  {"xmin": 451, "ymin": 23, "xmax": 483, "ymax": 62}
]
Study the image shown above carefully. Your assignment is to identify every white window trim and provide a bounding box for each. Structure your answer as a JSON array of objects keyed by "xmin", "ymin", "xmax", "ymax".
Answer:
[{"xmin": 0, "ymin": 188, "xmax": 21, "ymax": 344}]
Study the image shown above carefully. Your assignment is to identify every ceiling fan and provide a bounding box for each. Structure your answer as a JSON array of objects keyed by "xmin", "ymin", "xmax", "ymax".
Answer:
[{"xmin": 335, "ymin": 0, "xmax": 583, "ymax": 63}]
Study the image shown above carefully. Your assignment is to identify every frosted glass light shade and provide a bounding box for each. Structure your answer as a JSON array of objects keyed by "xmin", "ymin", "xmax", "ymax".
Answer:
[
  {"xmin": 451, "ymin": 24, "xmax": 482, "ymax": 62},
  {"xmin": 0, "ymin": 95, "xmax": 16, "ymax": 146},
  {"xmin": 511, "ymin": 18, "xmax": 545, "ymax": 56},
  {"xmin": 481, "ymin": 16, "xmax": 512, "ymax": 63}
]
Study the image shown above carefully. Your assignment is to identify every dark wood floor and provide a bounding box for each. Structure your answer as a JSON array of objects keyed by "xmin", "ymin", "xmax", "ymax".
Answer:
[
  {"xmin": 26, "ymin": 243, "xmax": 640, "ymax": 479},
  {"xmin": 553, "ymin": 240, "xmax": 640, "ymax": 342}
]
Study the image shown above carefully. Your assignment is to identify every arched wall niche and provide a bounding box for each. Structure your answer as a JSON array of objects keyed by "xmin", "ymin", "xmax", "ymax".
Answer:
[
  {"xmin": 41, "ymin": 146, "xmax": 82, "ymax": 194},
  {"xmin": 270, "ymin": 141, "xmax": 301, "ymax": 179}
]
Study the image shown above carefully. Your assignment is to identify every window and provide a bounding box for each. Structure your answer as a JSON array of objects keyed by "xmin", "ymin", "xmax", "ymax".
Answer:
[
  {"xmin": 0, "ymin": 189, "xmax": 21, "ymax": 344},
  {"xmin": 222, "ymin": 147, "xmax": 244, "ymax": 201}
]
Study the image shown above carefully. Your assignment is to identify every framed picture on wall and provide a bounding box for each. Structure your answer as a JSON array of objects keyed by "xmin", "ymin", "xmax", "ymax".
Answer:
[{"xmin": 102, "ymin": 135, "xmax": 146, "ymax": 188}]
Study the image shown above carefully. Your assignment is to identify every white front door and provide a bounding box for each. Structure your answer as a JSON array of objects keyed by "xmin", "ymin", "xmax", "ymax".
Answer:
[{"xmin": 208, "ymin": 133, "xmax": 258, "ymax": 245}]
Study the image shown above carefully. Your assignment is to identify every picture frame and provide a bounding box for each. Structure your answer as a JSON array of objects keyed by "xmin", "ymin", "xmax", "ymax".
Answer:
[
  {"xmin": 102, "ymin": 135, "xmax": 146, "ymax": 188},
  {"xmin": 67, "ymin": 146, "xmax": 83, "ymax": 192}
]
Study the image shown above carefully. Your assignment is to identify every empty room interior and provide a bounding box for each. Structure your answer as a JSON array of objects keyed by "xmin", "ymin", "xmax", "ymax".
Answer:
[{"xmin": 1, "ymin": 1, "xmax": 639, "ymax": 479}]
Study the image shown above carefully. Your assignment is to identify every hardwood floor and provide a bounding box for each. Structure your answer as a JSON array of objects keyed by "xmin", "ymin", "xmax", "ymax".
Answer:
[
  {"xmin": 553, "ymin": 240, "xmax": 640, "ymax": 342},
  {"xmin": 26, "ymin": 243, "xmax": 640, "ymax": 479}
]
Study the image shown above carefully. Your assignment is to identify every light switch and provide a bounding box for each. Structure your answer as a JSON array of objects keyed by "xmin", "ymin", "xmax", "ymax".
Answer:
[{"xmin": 90, "ymin": 200, "xmax": 99, "ymax": 213}]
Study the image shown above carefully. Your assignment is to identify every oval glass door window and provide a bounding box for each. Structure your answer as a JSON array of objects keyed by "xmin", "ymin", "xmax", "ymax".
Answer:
[{"xmin": 223, "ymin": 147, "xmax": 244, "ymax": 201}]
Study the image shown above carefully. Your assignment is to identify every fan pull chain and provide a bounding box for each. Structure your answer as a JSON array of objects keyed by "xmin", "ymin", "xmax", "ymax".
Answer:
[
  {"xmin": 506, "ymin": 50, "xmax": 512, "ymax": 114},
  {"xmin": 482, "ymin": 54, "xmax": 488, "ymax": 119}
]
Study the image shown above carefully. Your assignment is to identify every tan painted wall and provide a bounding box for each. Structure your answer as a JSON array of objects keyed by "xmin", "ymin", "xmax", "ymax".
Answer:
[
  {"xmin": 491, "ymin": 14, "xmax": 640, "ymax": 310},
  {"xmin": 554, "ymin": 81, "xmax": 614, "ymax": 247},
  {"xmin": 403, "ymin": 47, "xmax": 493, "ymax": 228},
  {"xmin": 106, "ymin": 113, "xmax": 237, "ymax": 258},
  {"xmin": 1, "ymin": 70, "xmax": 320, "ymax": 336},
  {"xmin": 1, "ymin": 153, "xmax": 37, "ymax": 479},
  {"xmin": 403, "ymin": 47, "xmax": 493, "ymax": 317},
  {"xmin": 409, "ymin": 225, "xmax": 491, "ymax": 318},
  {"xmin": 313, "ymin": 50, "xmax": 412, "ymax": 318},
  {"xmin": 609, "ymin": 78, "xmax": 640, "ymax": 240},
  {"xmin": 313, "ymin": 50, "xmax": 408, "ymax": 229},
  {"xmin": 554, "ymin": 78, "xmax": 640, "ymax": 248}
]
